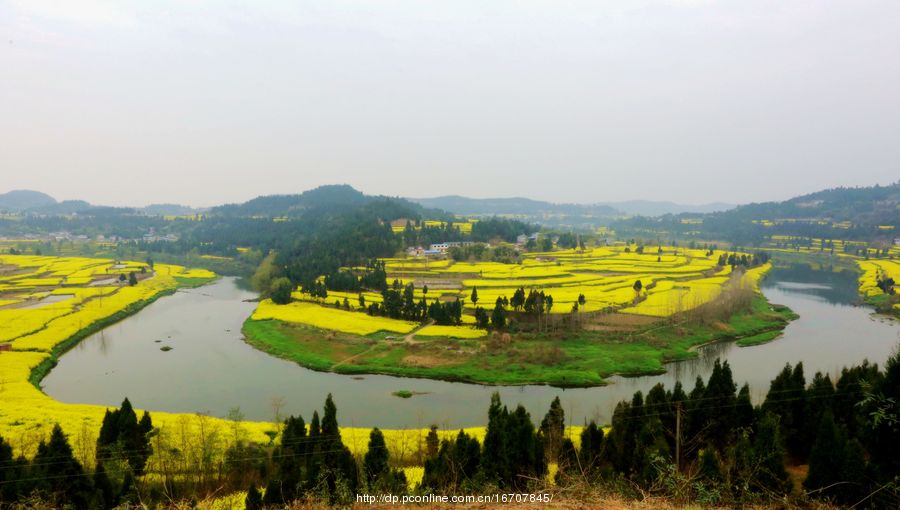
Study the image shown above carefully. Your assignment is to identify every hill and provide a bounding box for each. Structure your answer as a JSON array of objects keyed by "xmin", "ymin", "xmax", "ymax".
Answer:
[
  {"xmin": 210, "ymin": 184, "xmax": 447, "ymax": 220},
  {"xmin": 0, "ymin": 190, "xmax": 57, "ymax": 211},
  {"xmin": 613, "ymin": 183, "xmax": 900, "ymax": 244}
]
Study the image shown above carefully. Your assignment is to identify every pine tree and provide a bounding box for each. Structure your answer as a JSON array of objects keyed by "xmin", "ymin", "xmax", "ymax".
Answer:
[
  {"xmin": 33, "ymin": 424, "xmax": 93, "ymax": 507},
  {"xmin": 425, "ymin": 425, "xmax": 439, "ymax": 460},
  {"xmin": 750, "ymin": 413, "xmax": 790, "ymax": 495},
  {"xmin": 578, "ymin": 422, "xmax": 604, "ymax": 475},
  {"xmin": 490, "ymin": 301, "xmax": 507, "ymax": 330},
  {"xmin": 93, "ymin": 462, "xmax": 117, "ymax": 510},
  {"xmin": 245, "ymin": 484, "xmax": 263, "ymax": 510},
  {"xmin": 322, "ymin": 393, "xmax": 340, "ymax": 439},
  {"xmin": 364, "ymin": 428, "xmax": 390, "ymax": 488},
  {"xmin": 0, "ymin": 434, "xmax": 26, "ymax": 504},
  {"xmin": 697, "ymin": 446, "xmax": 722, "ymax": 483},
  {"xmin": 539, "ymin": 396, "xmax": 565, "ymax": 462},
  {"xmin": 804, "ymin": 411, "xmax": 847, "ymax": 501}
]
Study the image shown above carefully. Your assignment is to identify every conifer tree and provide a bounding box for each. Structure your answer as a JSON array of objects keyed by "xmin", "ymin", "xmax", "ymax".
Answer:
[
  {"xmin": 540, "ymin": 397, "xmax": 565, "ymax": 462},
  {"xmin": 245, "ymin": 484, "xmax": 263, "ymax": 510},
  {"xmin": 364, "ymin": 428, "xmax": 390, "ymax": 487},
  {"xmin": 33, "ymin": 424, "xmax": 93, "ymax": 508}
]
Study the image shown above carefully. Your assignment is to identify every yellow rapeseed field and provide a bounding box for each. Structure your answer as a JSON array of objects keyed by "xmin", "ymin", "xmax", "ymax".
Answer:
[
  {"xmin": 252, "ymin": 299, "xmax": 419, "ymax": 335},
  {"xmin": 858, "ymin": 260, "xmax": 900, "ymax": 297},
  {"xmin": 415, "ymin": 324, "xmax": 488, "ymax": 339}
]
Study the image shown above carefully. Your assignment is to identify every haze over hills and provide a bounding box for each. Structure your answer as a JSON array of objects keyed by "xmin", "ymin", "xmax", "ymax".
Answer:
[
  {"xmin": 410, "ymin": 195, "xmax": 736, "ymax": 217},
  {"xmin": 3, "ymin": 183, "xmax": 896, "ymax": 236},
  {"xmin": 0, "ymin": 190, "xmax": 57, "ymax": 211},
  {"xmin": 613, "ymin": 182, "xmax": 900, "ymax": 244},
  {"xmin": 602, "ymin": 200, "xmax": 736, "ymax": 216},
  {"xmin": 0, "ymin": 189, "xmax": 203, "ymax": 216}
]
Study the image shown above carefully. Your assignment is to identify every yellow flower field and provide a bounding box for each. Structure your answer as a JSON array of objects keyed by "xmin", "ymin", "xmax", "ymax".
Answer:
[
  {"xmin": 252, "ymin": 299, "xmax": 419, "ymax": 335},
  {"xmin": 858, "ymin": 260, "xmax": 900, "ymax": 297},
  {"xmin": 415, "ymin": 324, "xmax": 488, "ymax": 339}
]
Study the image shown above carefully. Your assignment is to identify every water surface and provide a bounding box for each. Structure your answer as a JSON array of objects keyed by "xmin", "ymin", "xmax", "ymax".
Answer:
[{"xmin": 43, "ymin": 266, "xmax": 898, "ymax": 427}]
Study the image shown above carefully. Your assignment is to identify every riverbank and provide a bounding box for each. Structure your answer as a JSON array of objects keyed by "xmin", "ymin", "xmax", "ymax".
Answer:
[{"xmin": 242, "ymin": 292, "xmax": 797, "ymax": 387}]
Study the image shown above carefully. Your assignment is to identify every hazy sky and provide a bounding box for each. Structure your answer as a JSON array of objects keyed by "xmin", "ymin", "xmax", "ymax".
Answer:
[{"xmin": 1, "ymin": 1, "xmax": 898, "ymax": 207}]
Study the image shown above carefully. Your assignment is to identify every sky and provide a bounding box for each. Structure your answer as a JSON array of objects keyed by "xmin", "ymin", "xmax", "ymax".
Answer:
[{"xmin": 1, "ymin": 1, "xmax": 898, "ymax": 208}]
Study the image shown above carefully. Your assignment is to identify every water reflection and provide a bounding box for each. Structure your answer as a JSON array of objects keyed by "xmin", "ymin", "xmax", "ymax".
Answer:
[{"xmin": 42, "ymin": 266, "xmax": 897, "ymax": 428}]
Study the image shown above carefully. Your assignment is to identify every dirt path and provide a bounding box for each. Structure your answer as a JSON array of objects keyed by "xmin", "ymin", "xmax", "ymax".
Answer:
[
  {"xmin": 402, "ymin": 319, "xmax": 433, "ymax": 344},
  {"xmin": 330, "ymin": 343, "xmax": 381, "ymax": 370}
]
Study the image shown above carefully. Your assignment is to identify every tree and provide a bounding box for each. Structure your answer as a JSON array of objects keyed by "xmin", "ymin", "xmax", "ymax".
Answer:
[
  {"xmin": 93, "ymin": 462, "xmax": 116, "ymax": 509},
  {"xmin": 425, "ymin": 425, "xmax": 440, "ymax": 460},
  {"xmin": 364, "ymin": 428, "xmax": 390, "ymax": 487},
  {"xmin": 0, "ymin": 434, "xmax": 26, "ymax": 504},
  {"xmin": 474, "ymin": 307, "xmax": 490, "ymax": 329},
  {"xmin": 540, "ymin": 397, "xmax": 565, "ymax": 462},
  {"xmin": 490, "ymin": 301, "xmax": 507, "ymax": 330},
  {"xmin": 481, "ymin": 393, "xmax": 546, "ymax": 489},
  {"xmin": 470, "ymin": 286, "xmax": 479, "ymax": 306},
  {"xmin": 269, "ymin": 277, "xmax": 294, "ymax": 305},
  {"xmin": 33, "ymin": 424, "xmax": 93, "ymax": 508},
  {"xmin": 96, "ymin": 398, "xmax": 154, "ymax": 476},
  {"xmin": 749, "ymin": 413, "xmax": 790, "ymax": 494},
  {"xmin": 697, "ymin": 446, "xmax": 722, "ymax": 483},
  {"xmin": 251, "ymin": 251, "xmax": 278, "ymax": 294},
  {"xmin": 633, "ymin": 279, "xmax": 643, "ymax": 292},
  {"xmin": 578, "ymin": 422, "xmax": 604, "ymax": 475},
  {"xmin": 245, "ymin": 484, "xmax": 263, "ymax": 510}
]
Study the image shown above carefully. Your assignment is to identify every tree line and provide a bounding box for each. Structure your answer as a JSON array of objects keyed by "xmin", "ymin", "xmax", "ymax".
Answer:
[{"xmin": 0, "ymin": 348, "xmax": 897, "ymax": 508}]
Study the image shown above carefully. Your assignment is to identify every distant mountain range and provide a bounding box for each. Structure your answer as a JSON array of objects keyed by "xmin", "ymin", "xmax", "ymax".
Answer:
[
  {"xmin": 613, "ymin": 182, "xmax": 900, "ymax": 244},
  {"xmin": 601, "ymin": 200, "xmax": 736, "ymax": 216},
  {"xmin": 0, "ymin": 190, "xmax": 203, "ymax": 216},
  {"xmin": 410, "ymin": 195, "xmax": 735, "ymax": 217}
]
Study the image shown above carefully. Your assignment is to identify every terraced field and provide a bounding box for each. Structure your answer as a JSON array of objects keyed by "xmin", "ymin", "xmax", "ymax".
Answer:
[{"xmin": 245, "ymin": 246, "xmax": 793, "ymax": 385}]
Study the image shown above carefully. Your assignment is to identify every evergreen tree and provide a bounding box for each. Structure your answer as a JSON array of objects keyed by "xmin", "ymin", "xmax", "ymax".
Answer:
[
  {"xmin": 578, "ymin": 422, "xmax": 604, "ymax": 475},
  {"xmin": 33, "ymin": 424, "xmax": 93, "ymax": 508},
  {"xmin": 364, "ymin": 428, "xmax": 390, "ymax": 487},
  {"xmin": 697, "ymin": 446, "xmax": 723, "ymax": 483},
  {"xmin": 422, "ymin": 431, "xmax": 481, "ymax": 491},
  {"xmin": 96, "ymin": 398, "xmax": 153, "ymax": 476},
  {"xmin": 0, "ymin": 434, "xmax": 26, "ymax": 504},
  {"xmin": 490, "ymin": 301, "xmax": 507, "ymax": 330},
  {"xmin": 93, "ymin": 462, "xmax": 117, "ymax": 510},
  {"xmin": 749, "ymin": 413, "xmax": 790, "ymax": 495},
  {"xmin": 539, "ymin": 396, "xmax": 565, "ymax": 462},
  {"xmin": 425, "ymin": 425, "xmax": 439, "ymax": 460},
  {"xmin": 245, "ymin": 484, "xmax": 263, "ymax": 510}
]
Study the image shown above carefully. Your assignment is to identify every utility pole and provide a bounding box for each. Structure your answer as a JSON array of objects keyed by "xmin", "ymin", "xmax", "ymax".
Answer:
[{"xmin": 675, "ymin": 401, "xmax": 682, "ymax": 472}]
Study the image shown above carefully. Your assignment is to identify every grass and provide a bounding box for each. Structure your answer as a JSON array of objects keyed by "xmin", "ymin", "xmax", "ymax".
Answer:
[
  {"xmin": 242, "ymin": 293, "xmax": 797, "ymax": 387},
  {"xmin": 736, "ymin": 330, "xmax": 783, "ymax": 347}
]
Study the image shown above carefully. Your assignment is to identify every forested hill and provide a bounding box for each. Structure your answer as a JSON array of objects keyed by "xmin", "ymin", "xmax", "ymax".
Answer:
[
  {"xmin": 0, "ymin": 190, "xmax": 57, "ymax": 211},
  {"xmin": 614, "ymin": 183, "xmax": 900, "ymax": 245},
  {"xmin": 210, "ymin": 184, "xmax": 448, "ymax": 220}
]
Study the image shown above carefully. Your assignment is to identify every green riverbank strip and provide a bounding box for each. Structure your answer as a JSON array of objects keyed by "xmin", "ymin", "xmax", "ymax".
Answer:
[{"xmin": 242, "ymin": 294, "xmax": 798, "ymax": 387}]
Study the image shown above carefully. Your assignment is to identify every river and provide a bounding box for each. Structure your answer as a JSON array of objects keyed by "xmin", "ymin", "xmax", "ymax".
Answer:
[{"xmin": 41, "ymin": 265, "xmax": 898, "ymax": 428}]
